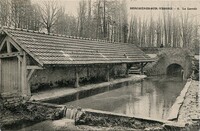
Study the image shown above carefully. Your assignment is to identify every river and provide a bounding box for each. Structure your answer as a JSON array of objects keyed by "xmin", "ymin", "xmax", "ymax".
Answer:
[
  {"xmin": 65, "ymin": 75, "xmax": 186, "ymax": 120},
  {"xmin": 3, "ymin": 75, "xmax": 186, "ymax": 130}
]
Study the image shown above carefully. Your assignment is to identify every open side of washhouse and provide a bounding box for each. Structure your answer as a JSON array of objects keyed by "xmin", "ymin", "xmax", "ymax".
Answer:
[{"xmin": 0, "ymin": 27, "xmax": 153, "ymax": 100}]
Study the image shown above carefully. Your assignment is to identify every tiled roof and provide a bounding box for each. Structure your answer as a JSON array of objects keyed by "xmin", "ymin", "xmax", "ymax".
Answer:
[{"xmin": 2, "ymin": 27, "xmax": 153, "ymax": 65}]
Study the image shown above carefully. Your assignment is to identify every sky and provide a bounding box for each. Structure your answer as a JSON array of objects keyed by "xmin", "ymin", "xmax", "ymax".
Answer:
[
  {"xmin": 31, "ymin": 0, "xmax": 200, "ymax": 22},
  {"xmin": 128, "ymin": 0, "xmax": 200, "ymax": 22}
]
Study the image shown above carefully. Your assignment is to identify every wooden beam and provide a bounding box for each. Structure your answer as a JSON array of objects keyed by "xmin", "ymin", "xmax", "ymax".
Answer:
[
  {"xmin": 27, "ymin": 69, "xmax": 35, "ymax": 81},
  {"xmin": 21, "ymin": 52, "xmax": 30, "ymax": 97},
  {"xmin": 27, "ymin": 66, "xmax": 43, "ymax": 70},
  {"xmin": 140, "ymin": 62, "xmax": 144, "ymax": 74},
  {"xmin": 0, "ymin": 34, "xmax": 6, "ymax": 44},
  {"xmin": 141, "ymin": 62, "xmax": 148, "ymax": 68},
  {"xmin": 21, "ymin": 52, "xmax": 26, "ymax": 95},
  {"xmin": 8, "ymin": 37, "xmax": 22, "ymax": 52},
  {"xmin": 106, "ymin": 65, "xmax": 110, "ymax": 81},
  {"xmin": 75, "ymin": 67, "xmax": 79, "ymax": 88},
  {"xmin": 17, "ymin": 56, "xmax": 21, "ymax": 93},
  {"xmin": 17, "ymin": 55, "xmax": 23, "ymax": 62},
  {"xmin": 0, "ymin": 52, "xmax": 23, "ymax": 58},
  {"xmin": 3, "ymin": 30, "xmax": 43, "ymax": 66},
  {"xmin": 0, "ymin": 38, "xmax": 7, "ymax": 52},
  {"xmin": 6, "ymin": 41, "xmax": 11, "ymax": 53}
]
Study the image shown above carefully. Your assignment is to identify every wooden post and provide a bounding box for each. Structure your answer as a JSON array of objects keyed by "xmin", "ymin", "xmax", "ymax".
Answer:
[
  {"xmin": 126, "ymin": 64, "xmax": 131, "ymax": 76},
  {"xmin": 106, "ymin": 65, "xmax": 110, "ymax": 81},
  {"xmin": 6, "ymin": 42, "xmax": 11, "ymax": 53},
  {"xmin": 17, "ymin": 56, "xmax": 21, "ymax": 93},
  {"xmin": 21, "ymin": 52, "xmax": 26, "ymax": 96},
  {"xmin": 75, "ymin": 67, "xmax": 79, "ymax": 88},
  {"xmin": 126, "ymin": 64, "xmax": 129, "ymax": 76},
  {"xmin": 141, "ymin": 62, "xmax": 144, "ymax": 74},
  {"xmin": 21, "ymin": 52, "xmax": 31, "ymax": 97}
]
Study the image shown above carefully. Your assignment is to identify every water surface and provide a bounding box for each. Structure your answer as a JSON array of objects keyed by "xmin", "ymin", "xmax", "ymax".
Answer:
[
  {"xmin": 65, "ymin": 76, "xmax": 186, "ymax": 120},
  {"xmin": 3, "ymin": 76, "xmax": 186, "ymax": 130}
]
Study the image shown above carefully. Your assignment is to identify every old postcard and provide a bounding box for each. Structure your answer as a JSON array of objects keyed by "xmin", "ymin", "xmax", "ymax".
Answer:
[{"xmin": 0, "ymin": 0, "xmax": 199, "ymax": 130}]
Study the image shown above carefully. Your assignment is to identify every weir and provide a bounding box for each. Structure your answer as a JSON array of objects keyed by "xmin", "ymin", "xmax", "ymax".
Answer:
[
  {"xmin": 64, "ymin": 108, "xmax": 79, "ymax": 120},
  {"xmin": 1, "ymin": 76, "xmax": 196, "ymax": 130}
]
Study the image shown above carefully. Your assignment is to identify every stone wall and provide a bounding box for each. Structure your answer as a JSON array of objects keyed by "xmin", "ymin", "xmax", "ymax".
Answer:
[
  {"xmin": 75, "ymin": 109, "xmax": 164, "ymax": 129},
  {"xmin": 0, "ymin": 93, "xmax": 23, "ymax": 108},
  {"xmin": 75, "ymin": 108, "xmax": 186, "ymax": 130},
  {"xmin": 24, "ymin": 102, "xmax": 65, "ymax": 120},
  {"xmin": 29, "ymin": 64, "xmax": 127, "ymax": 92},
  {"xmin": 145, "ymin": 48, "xmax": 194, "ymax": 79},
  {"xmin": 1, "ymin": 101, "xmax": 189, "ymax": 130}
]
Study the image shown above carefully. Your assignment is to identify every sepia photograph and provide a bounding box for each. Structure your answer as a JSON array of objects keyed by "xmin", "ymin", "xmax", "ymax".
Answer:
[{"xmin": 0, "ymin": 0, "xmax": 199, "ymax": 130}]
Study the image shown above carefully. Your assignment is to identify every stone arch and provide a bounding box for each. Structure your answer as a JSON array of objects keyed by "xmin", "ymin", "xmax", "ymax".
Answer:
[
  {"xmin": 145, "ymin": 48, "xmax": 194, "ymax": 79},
  {"xmin": 166, "ymin": 63, "xmax": 183, "ymax": 76}
]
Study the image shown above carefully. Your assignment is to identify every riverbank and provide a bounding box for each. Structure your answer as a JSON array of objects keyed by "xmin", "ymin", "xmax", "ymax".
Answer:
[
  {"xmin": 178, "ymin": 80, "xmax": 200, "ymax": 124},
  {"xmin": 0, "ymin": 75, "xmax": 146, "ymax": 129},
  {"xmin": 1, "ymin": 77, "xmax": 198, "ymax": 130},
  {"xmin": 0, "ymin": 109, "xmax": 25, "ymax": 128}
]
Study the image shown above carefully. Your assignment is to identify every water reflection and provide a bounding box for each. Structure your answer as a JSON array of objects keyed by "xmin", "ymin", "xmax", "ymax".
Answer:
[{"xmin": 65, "ymin": 76, "xmax": 186, "ymax": 120}]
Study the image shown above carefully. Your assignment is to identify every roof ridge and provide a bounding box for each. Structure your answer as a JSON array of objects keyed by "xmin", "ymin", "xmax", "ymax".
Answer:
[
  {"xmin": 1, "ymin": 26, "xmax": 153, "ymax": 65},
  {"xmin": 2, "ymin": 26, "xmax": 114, "ymax": 43}
]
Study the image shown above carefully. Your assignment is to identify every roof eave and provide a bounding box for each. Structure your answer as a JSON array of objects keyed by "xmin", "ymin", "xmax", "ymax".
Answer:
[
  {"xmin": 2, "ymin": 29, "xmax": 44, "ymax": 67},
  {"xmin": 42, "ymin": 60, "xmax": 154, "ymax": 66}
]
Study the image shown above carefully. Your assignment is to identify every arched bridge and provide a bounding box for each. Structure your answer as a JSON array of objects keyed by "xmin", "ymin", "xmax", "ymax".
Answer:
[{"xmin": 141, "ymin": 47, "xmax": 198, "ymax": 79}]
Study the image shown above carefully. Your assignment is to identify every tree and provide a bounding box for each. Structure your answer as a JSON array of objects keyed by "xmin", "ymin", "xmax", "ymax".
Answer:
[
  {"xmin": 86, "ymin": 0, "xmax": 92, "ymax": 38},
  {"xmin": 77, "ymin": 0, "xmax": 87, "ymax": 37},
  {"xmin": 156, "ymin": 16, "xmax": 162, "ymax": 47},
  {"xmin": 38, "ymin": 0, "xmax": 62, "ymax": 33},
  {"xmin": 54, "ymin": 9, "xmax": 77, "ymax": 36},
  {"xmin": 93, "ymin": 0, "xmax": 102, "ymax": 39},
  {"xmin": 128, "ymin": 15, "xmax": 139, "ymax": 45},
  {"xmin": 10, "ymin": 0, "xmax": 32, "ymax": 28},
  {"xmin": 0, "ymin": 0, "xmax": 11, "ymax": 27},
  {"xmin": 179, "ymin": 12, "xmax": 195, "ymax": 48},
  {"xmin": 120, "ymin": 0, "xmax": 128, "ymax": 43},
  {"xmin": 29, "ymin": 4, "xmax": 40, "ymax": 31}
]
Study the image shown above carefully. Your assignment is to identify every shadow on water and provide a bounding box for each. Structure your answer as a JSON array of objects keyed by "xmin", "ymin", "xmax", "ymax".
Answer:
[
  {"xmin": 65, "ymin": 75, "xmax": 186, "ymax": 120},
  {"xmin": 3, "ymin": 75, "xmax": 190, "ymax": 130},
  {"xmin": 1, "ymin": 120, "xmax": 42, "ymax": 130},
  {"xmin": 44, "ymin": 82, "xmax": 129, "ymax": 104},
  {"xmin": 2, "ymin": 120, "xmax": 56, "ymax": 131}
]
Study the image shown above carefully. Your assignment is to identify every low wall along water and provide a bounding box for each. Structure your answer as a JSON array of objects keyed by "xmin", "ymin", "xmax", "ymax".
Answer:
[{"xmin": 1, "ymin": 75, "xmax": 194, "ymax": 130}]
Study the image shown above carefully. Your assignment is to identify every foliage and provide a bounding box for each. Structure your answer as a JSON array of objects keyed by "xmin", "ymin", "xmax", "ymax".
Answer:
[
  {"xmin": 76, "ymin": 0, "xmax": 128, "ymax": 42},
  {"xmin": 0, "ymin": 0, "xmax": 40, "ymax": 30},
  {"xmin": 128, "ymin": 11, "xmax": 199, "ymax": 48},
  {"xmin": 0, "ymin": 0, "xmax": 128, "ymax": 43},
  {"xmin": 37, "ymin": 0, "xmax": 62, "ymax": 34},
  {"xmin": 0, "ymin": 0, "xmax": 198, "ymax": 48}
]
